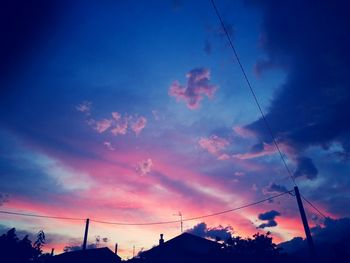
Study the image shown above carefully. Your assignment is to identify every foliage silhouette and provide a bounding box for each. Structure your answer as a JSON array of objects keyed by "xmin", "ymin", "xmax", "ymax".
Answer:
[{"xmin": 0, "ymin": 228, "xmax": 47, "ymax": 263}]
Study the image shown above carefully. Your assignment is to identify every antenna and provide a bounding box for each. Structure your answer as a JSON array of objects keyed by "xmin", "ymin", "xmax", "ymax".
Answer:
[{"xmin": 173, "ymin": 211, "xmax": 183, "ymax": 233}]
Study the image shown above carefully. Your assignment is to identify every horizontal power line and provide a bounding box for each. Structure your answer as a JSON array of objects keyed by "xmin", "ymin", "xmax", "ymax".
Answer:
[
  {"xmin": 0, "ymin": 210, "xmax": 85, "ymax": 221},
  {"xmin": 0, "ymin": 190, "xmax": 292, "ymax": 226}
]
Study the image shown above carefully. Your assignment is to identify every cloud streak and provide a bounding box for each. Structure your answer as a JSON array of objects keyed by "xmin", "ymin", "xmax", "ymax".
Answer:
[{"xmin": 198, "ymin": 135, "xmax": 229, "ymax": 157}]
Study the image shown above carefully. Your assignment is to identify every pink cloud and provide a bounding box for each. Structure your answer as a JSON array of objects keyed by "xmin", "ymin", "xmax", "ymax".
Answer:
[
  {"xmin": 218, "ymin": 153, "xmax": 230, "ymax": 160},
  {"xmin": 103, "ymin": 141, "xmax": 115, "ymax": 151},
  {"xmin": 95, "ymin": 119, "xmax": 112, "ymax": 133},
  {"xmin": 111, "ymin": 112, "xmax": 121, "ymax": 121},
  {"xmin": 169, "ymin": 68, "xmax": 218, "ymax": 109},
  {"xmin": 233, "ymin": 143, "xmax": 276, "ymax": 160},
  {"xmin": 198, "ymin": 135, "xmax": 229, "ymax": 157},
  {"xmin": 3, "ymin": 140, "xmax": 308, "ymax": 258},
  {"xmin": 234, "ymin": 171, "xmax": 245, "ymax": 177},
  {"xmin": 111, "ymin": 117, "xmax": 128, "ymax": 135},
  {"xmin": 233, "ymin": 126, "xmax": 255, "ymax": 138},
  {"xmin": 131, "ymin": 116, "xmax": 147, "ymax": 135},
  {"xmin": 136, "ymin": 158, "xmax": 153, "ymax": 176},
  {"xmin": 76, "ymin": 101, "xmax": 92, "ymax": 115}
]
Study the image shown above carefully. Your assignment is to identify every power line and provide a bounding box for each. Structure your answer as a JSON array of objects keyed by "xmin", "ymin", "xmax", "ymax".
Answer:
[
  {"xmin": 0, "ymin": 190, "xmax": 292, "ymax": 226},
  {"xmin": 85, "ymin": 190, "xmax": 292, "ymax": 225},
  {"xmin": 0, "ymin": 210, "xmax": 85, "ymax": 221},
  {"xmin": 209, "ymin": 1, "xmax": 333, "ymax": 228},
  {"xmin": 209, "ymin": 0, "xmax": 296, "ymax": 186},
  {"xmin": 301, "ymin": 194, "xmax": 328, "ymax": 219}
]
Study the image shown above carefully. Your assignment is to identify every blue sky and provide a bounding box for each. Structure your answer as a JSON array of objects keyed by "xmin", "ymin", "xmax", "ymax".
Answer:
[{"xmin": 1, "ymin": 0, "xmax": 350, "ymax": 258}]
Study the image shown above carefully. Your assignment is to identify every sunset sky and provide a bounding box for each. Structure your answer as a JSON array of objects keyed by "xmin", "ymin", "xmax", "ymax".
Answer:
[{"xmin": 1, "ymin": 0, "xmax": 350, "ymax": 259}]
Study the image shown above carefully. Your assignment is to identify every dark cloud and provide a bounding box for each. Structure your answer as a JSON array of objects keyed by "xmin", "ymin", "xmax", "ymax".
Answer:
[
  {"xmin": 311, "ymin": 217, "xmax": 350, "ymax": 244},
  {"xmin": 279, "ymin": 217, "xmax": 350, "ymax": 256},
  {"xmin": 0, "ymin": 193, "xmax": 9, "ymax": 206},
  {"xmin": 186, "ymin": 222, "xmax": 233, "ymax": 241},
  {"xmin": 246, "ymin": 0, "xmax": 350, "ymax": 159},
  {"xmin": 263, "ymin": 183, "xmax": 288, "ymax": 195},
  {"xmin": 293, "ymin": 157, "xmax": 318, "ymax": 180},
  {"xmin": 257, "ymin": 210, "xmax": 281, "ymax": 229}
]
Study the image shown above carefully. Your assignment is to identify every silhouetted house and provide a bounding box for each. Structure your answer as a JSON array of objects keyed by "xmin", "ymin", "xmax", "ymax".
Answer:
[
  {"xmin": 129, "ymin": 233, "xmax": 222, "ymax": 263},
  {"xmin": 50, "ymin": 247, "xmax": 121, "ymax": 263}
]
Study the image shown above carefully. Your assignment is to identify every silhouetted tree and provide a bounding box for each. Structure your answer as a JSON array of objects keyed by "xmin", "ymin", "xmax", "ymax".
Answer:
[
  {"xmin": 0, "ymin": 228, "xmax": 47, "ymax": 263},
  {"xmin": 33, "ymin": 230, "xmax": 46, "ymax": 260},
  {"xmin": 222, "ymin": 232, "xmax": 292, "ymax": 263}
]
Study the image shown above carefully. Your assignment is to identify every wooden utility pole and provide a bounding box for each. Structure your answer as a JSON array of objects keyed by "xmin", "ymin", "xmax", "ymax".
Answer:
[
  {"xmin": 294, "ymin": 186, "xmax": 315, "ymax": 259},
  {"xmin": 82, "ymin": 218, "xmax": 90, "ymax": 250}
]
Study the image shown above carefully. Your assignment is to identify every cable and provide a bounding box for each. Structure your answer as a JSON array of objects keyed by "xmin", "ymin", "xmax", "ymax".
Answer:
[
  {"xmin": 209, "ymin": 0, "xmax": 296, "ymax": 186},
  {"xmin": 301, "ymin": 194, "xmax": 328, "ymax": 219},
  {"xmin": 0, "ymin": 210, "xmax": 85, "ymax": 221},
  {"xmin": 0, "ymin": 190, "xmax": 292, "ymax": 226},
  {"xmin": 91, "ymin": 190, "xmax": 293, "ymax": 225}
]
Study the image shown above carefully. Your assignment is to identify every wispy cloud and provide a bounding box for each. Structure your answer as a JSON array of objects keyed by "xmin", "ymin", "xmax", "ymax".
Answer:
[
  {"xmin": 169, "ymin": 68, "xmax": 218, "ymax": 109},
  {"xmin": 77, "ymin": 107, "xmax": 147, "ymax": 136},
  {"xmin": 233, "ymin": 143, "xmax": 276, "ymax": 160},
  {"xmin": 95, "ymin": 119, "xmax": 112, "ymax": 133},
  {"xmin": 198, "ymin": 135, "xmax": 229, "ymax": 158},
  {"xmin": 103, "ymin": 141, "xmax": 115, "ymax": 151},
  {"xmin": 76, "ymin": 101, "xmax": 92, "ymax": 115},
  {"xmin": 136, "ymin": 158, "xmax": 153, "ymax": 176},
  {"xmin": 111, "ymin": 116, "xmax": 128, "ymax": 135},
  {"xmin": 131, "ymin": 117, "xmax": 147, "ymax": 135}
]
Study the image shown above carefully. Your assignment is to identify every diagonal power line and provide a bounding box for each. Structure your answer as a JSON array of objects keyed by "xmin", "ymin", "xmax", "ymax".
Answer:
[{"xmin": 209, "ymin": 0, "xmax": 296, "ymax": 186}]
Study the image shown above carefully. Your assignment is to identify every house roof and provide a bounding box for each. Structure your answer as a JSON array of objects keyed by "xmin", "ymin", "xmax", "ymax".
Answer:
[
  {"xmin": 141, "ymin": 232, "xmax": 222, "ymax": 258},
  {"xmin": 50, "ymin": 247, "xmax": 121, "ymax": 263}
]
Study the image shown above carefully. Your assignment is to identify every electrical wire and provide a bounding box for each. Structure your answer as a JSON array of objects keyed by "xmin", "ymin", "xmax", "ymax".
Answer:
[
  {"xmin": 0, "ymin": 190, "xmax": 292, "ymax": 226},
  {"xmin": 301, "ymin": 194, "xmax": 328, "ymax": 219},
  {"xmin": 209, "ymin": 1, "xmax": 332, "ymax": 227},
  {"xmin": 209, "ymin": 0, "xmax": 296, "ymax": 186},
  {"xmin": 0, "ymin": 210, "xmax": 85, "ymax": 221}
]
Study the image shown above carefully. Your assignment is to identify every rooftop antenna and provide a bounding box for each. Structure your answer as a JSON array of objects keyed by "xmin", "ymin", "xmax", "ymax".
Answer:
[{"xmin": 173, "ymin": 211, "xmax": 183, "ymax": 233}]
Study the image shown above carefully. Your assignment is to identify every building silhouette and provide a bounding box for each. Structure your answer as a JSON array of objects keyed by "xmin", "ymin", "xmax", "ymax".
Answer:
[
  {"xmin": 128, "ymin": 232, "xmax": 222, "ymax": 263},
  {"xmin": 49, "ymin": 247, "xmax": 121, "ymax": 263}
]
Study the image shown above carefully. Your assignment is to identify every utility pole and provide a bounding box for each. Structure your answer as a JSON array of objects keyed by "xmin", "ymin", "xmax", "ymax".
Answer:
[
  {"xmin": 82, "ymin": 218, "xmax": 90, "ymax": 250},
  {"xmin": 294, "ymin": 186, "xmax": 315, "ymax": 259}
]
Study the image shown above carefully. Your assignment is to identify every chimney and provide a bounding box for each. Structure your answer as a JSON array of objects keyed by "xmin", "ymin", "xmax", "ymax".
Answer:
[
  {"xmin": 159, "ymin": 234, "xmax": 164, "ymax": 246},
  {"xmin": 50, "ymin": 248, "xmax": 54, "ymax": 256},
  {"xmin": 115, "ymin": 243, "xmax": 118, "ymax": 255}
]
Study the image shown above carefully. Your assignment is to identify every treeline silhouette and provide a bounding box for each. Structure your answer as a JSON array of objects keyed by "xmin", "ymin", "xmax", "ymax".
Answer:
[
  {"xmin": 0, "ymin": 228, "xmax": 50, "ymax": 263},
  {"xmin": 1, "ymin": 226, "xmax": 350, "ymax": 263}
]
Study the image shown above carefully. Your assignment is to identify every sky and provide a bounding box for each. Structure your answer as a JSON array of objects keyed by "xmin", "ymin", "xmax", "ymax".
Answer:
[{"xmin": 1, "ymin": 0, "xmax": 350, "ymax": 259}]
